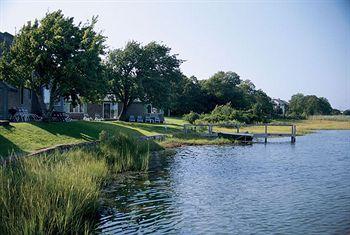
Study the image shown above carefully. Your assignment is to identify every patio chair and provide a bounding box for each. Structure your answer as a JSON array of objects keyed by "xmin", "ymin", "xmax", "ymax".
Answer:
[
  {"xmin": 155, "ymin": 116, "xmax": 161, "ymax": 123},
  {"xmin": 145, "ymin": 115, "xmax": 151, "ymax": 123},
  {"xmin": 63, "ymin": 113, "xmax": 72, "ymax": 122},
  {"xmin": 129, "ymin": 115, "xmax": 135, "ymax": 122},
  {"xmin": 94, "ymin": 114, "xmax": 103, "ymax": 121},
  {"xmin": 83, "ymin": 114, "xmax": 92, "ymax": 121},
  {"xmin": 137, "ymin": 115, "xmax": 143, "ymax": 123},
  {"xmin": 16, "ymin": 107, "xmax": 30, "ymax": 122},
  {"xmin": 29, "ymin": 113, "xmax": 42, "ymax": 121}
]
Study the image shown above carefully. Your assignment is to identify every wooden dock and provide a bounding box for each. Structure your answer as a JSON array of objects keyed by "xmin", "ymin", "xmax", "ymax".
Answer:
[{"xmin": 184, "ymin": 123, "xmax": 296, "ymax": 143}]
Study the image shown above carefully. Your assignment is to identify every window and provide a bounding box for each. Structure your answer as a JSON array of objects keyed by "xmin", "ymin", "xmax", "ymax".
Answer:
[{"xmin": 69, "ymin": 103, "xmax": 84, "ymax": 113}]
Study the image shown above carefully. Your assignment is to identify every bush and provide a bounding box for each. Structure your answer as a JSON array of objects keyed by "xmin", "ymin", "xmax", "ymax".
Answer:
[
  {"xmin": 194, "ymin": 103, "xmax": 268, "ymax": 124},
  {"xmin": 343, "ymin": 109, "xmax": 350, "ymax": 115},
  {"xmin": 183, "ymin": 111, "xmax": 200, "ymax": 124}
]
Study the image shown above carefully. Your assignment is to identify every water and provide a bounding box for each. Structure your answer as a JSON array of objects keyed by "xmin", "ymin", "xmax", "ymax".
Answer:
[{"xmin": 97, "ymin": 131, "xmax": 350, "ymax": 234}]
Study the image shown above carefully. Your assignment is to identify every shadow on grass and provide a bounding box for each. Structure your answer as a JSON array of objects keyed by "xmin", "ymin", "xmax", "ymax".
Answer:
[
  {"xmin": 0, "ymin": 134, "xmax": 26, "ymax": 159},
  {"xmin": 30, "ymin": 121, "xmax": 164, "ymax": 151}
]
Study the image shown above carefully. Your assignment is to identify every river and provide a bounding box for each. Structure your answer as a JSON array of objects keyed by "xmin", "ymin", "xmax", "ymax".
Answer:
[{"xmin": 97, "ymin": 130, "xmax": 350, "ymax": 234}]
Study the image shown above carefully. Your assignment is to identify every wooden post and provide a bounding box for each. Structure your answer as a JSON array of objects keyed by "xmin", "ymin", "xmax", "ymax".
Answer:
[
  {"xmin": 208, "ymin": 124, "xmax": 213, "ymax": 135},
  {"xmin": 291, "ymin": 125, "xmax": 296, "ymax": 143},
  {"xmin": 264, "ymin": 124, "xmax": 268, "ymax": 143}
]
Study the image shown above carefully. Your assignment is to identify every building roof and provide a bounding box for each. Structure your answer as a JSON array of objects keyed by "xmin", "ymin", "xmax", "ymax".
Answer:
[
  {"xmin": 0, "ymin": 81, "xmax": 18, "ymax": 92},
  {"xmin": 272, "ymin": 98, "xmax": 288, "ymax": 106}
]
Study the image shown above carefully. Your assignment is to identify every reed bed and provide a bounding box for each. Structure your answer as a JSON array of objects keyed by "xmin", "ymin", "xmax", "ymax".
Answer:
[
  {"xmin": 0, "ymin": 132, "xmax": 150, "ymax": 234},
  {"xmin": 308, "ymin": 115, "xmax": 350, "ymax": 121}
]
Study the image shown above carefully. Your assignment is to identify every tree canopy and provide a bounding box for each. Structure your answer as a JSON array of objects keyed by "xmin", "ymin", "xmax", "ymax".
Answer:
[
  {"xmin": 288, "ymin": 93, "xmax": 332, "ymax": 116},
  {"xmin": 0, "ymin": 10, "xmax": 106, "ymax": 118},
  {"xmin": 105, "ymin": 41, "xmax": 182, "ymax": 120}
]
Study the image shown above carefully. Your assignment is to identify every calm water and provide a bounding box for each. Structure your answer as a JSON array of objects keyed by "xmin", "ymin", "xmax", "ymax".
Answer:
[{"xmin": 97, "ymin": 131, "xmax": 350, "ymax": 234}]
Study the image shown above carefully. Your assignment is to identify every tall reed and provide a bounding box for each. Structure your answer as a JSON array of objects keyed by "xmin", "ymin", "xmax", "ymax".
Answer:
[
  {"xmin": 308, "ymin": 115, "xmax": 350, "ymax": 121},
  {"xmin": 99, "ymin": 130, "xmax": 150, "ymax": 173},
  {"xmin": 0, "ymin": 131, "xmax": 150, "ymax": 234}
]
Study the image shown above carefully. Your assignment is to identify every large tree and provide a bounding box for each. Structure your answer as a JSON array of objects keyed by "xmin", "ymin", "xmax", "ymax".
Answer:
[
  {"xmin": 201, "ymin": 71, "xmax": 242, "ymax": 110},
  {"xmin": 171, "ymin": 75, "xmax": 208, "ymax": 115},
  {"xmin": 105, "ymin": 41, "xmax": 182, "ymax": 120},
  {"xmin": 289, "ymin": 93, "xmax": 333, "ymax": 116},
  {"xmin": 0, "ymin": 10, "xmax": 106, "ymax": 119}
]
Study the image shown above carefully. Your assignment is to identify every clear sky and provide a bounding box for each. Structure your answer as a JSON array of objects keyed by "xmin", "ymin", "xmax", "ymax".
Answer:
[{"xmin": 1, "ymin": 0, "xmax": 349, "ymax": 109}]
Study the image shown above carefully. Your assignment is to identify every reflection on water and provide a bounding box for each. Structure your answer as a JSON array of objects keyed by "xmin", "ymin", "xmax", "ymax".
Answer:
[{"xmin": 97, "ymin": 131, "xmax": 350, "ymax": 234}]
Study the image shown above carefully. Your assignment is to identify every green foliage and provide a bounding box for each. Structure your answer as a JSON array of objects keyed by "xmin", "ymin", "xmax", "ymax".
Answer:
[
  {"xmin": 194, "ymin": 102, "xmax": 271, "ymax": 124},
  {"xmin": 201, "ymin": 71, "xmax": 243, "ymax": 110},
  {"xmin": 171, "ymin": 76, "xmax": 207, "ymax": 115},
  {"xmin": 0, "ymin": 131, "xmax": 151, "ymax": 234},
  {"xmin": 105, "ymin": 41, "xmax": 182, "ymax": 120},
  {"xmin": 170, "ymin": 71, "xmax": 274, "ymax": 119},
  {"xmin": 99, "ymin": 130, "xmax": 149, "ymax": 172},
  {"xmin": 0, "ymin": 10, "xmax": 106, "ymax": 118},
  {"xmin": 343, "ymin": 110, "xmax": 350, "ymax": 115},
  {"xmin": 288, "ymin": 93, "xmax": 333, "ymax": 116},
  {"xmin": 0, "ymin": 148, "xmax": 107, "ymax": 234},
  {"xmin": 331, "ymin": 109, "xmax": 341, "ymax": 115},
  {"xmin": 183, "ymin": 111, "xmax": 200, "ymax": 124}
]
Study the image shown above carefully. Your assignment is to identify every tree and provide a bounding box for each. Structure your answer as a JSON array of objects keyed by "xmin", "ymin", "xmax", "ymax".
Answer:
[
  {"xmin": 106, "ymin": 41, "xmax": 182, "ymax": 120},
  {"xmin": 343, "ymin": 110, "xmax": 350, "ymax": 115},
  {"xmin": 288, "ymin": 93, "xmax": 305, "ymax": 116},
  {"xmin": 288, "ymin": 93, "xmax": 333, "ymax": 116},
  {"xmin": 170, "ymin": 75, "xmax": 208, "ymax": 115},
  {"xmin": 251, "ymin": 89, "xmax": 273, "ymax": 118},
  {"xmin": 201, "ymin": 71, "xmax": 242, "ymax": 110},
  {"xmin": 0, "ymin": 10, "xmax": 106, "ymax": 119}
]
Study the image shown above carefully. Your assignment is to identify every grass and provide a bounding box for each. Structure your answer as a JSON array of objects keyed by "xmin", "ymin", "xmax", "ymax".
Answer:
[
  {"xmin": 0, "ymin": 133, "xmax": 150, "ymax": 234},
  {"xmin": 308, "ymin": 115, "xmax": 350, "ymax": 121},
  {"xmin": 0, "ymin": 118, "xmax": 183, "ymax": 158},
  {"xmin": 212, "ymin": 118, "xmax": 350, "ymax": 136},
  {"xmin": 1, "ymin": 116, "xmax": 349, "ymax": 158}
]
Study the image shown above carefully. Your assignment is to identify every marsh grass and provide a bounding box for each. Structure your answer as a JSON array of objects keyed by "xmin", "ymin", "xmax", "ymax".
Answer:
[
  {"xmin": 99, "ymin": 131, "xmax": 149, "ymax": 173},
  {"xmin": 0, "ymin": 132, "xmax": 150, "ymax": 234},
  {"xmin": 308, "ymin": 115, "xmax": 350, "ymax": 121}
]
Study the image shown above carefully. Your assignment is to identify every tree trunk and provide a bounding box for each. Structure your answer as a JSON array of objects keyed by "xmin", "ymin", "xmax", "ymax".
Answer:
[
  {"xmin": 118, "ymin": 100, "xmax": 131, "ymax": 121},
  {"xmin": 36, "ymin": 89, "xmax": 50, "ymax": 120}
]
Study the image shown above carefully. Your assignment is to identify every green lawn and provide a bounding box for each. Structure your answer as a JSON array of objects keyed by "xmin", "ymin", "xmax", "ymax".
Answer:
[
  {"xmin": 0, "ymin": 117, "xmax": 185, "ymax": 158},
  {"xmin": 1, "ymin": 117, "xmax": 349, "ymax": 158}
]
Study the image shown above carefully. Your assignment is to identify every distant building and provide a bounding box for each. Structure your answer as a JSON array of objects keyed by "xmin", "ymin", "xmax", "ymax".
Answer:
[
  {"xmin": 272, "ymin": 98, "xmax": 288, "ymax": 116},
  {"xmin": 0, "ymin": 32, "xmax": 39, "ymax": 120}
]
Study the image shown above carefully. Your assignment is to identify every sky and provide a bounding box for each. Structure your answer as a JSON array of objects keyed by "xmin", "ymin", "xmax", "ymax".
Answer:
[{"xmin": 1, "ymin": 0, "xmax": 349, "ymax": 109}]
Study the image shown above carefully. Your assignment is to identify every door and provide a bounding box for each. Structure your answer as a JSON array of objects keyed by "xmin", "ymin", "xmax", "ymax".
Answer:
[{"xmin": 103, "ymin": 103, "xmax": 111, "ymax": 119}]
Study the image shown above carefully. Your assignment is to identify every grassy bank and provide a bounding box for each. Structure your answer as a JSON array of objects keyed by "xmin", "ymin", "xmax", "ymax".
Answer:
[
  {"xmin": 1, "ymin": 117, "xmax": 349, "ymax": 158},
  {"xmin": 0, "ymin": 133, "xmax": 149, "ymax": 234}
]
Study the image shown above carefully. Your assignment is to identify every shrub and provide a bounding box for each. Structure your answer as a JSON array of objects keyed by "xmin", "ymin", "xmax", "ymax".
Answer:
[
  {"xmin": 343, "ymin": 110, "xmax": 350, "ymax": 115},
  {"xmin": 183, "ymin": 111, "xmax": 200, "ymax": 124},
  {"xmin": 195, "ymin": 103, "xmax": 267, "ymax": 124}
]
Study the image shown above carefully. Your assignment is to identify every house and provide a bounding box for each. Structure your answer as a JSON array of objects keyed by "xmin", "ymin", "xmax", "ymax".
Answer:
[
  {"xmin": 0, "ymin": 81, "xmax": 35, "ymax": 120},
  {"xmin": 64, "ymin": 98, "xmax": 164, "ymax": 122},
  {"xmin": 272, "ymin": 98, "xmax": 288, "ymax": 116},
  {"xmin": 0, "ymin": 31, "xmax": 163, "ymax": 122},
  {"xmin": 0, "ymin": 32, "xmax": 65, "ymax": 120},
  {"xmin": 0, "ymin": 32, "xmax": 37, "ymax": 120}
]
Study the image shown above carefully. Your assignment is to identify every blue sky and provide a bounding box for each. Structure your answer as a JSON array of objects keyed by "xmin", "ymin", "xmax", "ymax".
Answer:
[{"xmin": 1, "ymin": 0, "xmax": 349, "ymax": 109}]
